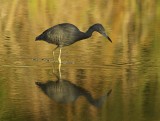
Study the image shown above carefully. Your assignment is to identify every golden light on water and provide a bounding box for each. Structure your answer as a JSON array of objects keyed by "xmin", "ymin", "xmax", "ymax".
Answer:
[{"xmin": 0, "ymin": 0, "xmax": 160, "ymax": 121}]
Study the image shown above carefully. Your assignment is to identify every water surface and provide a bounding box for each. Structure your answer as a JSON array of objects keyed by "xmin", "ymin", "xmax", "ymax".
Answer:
[{"xmin": 0, "ymin": 0, "xmax": 160, "ymax": 121}]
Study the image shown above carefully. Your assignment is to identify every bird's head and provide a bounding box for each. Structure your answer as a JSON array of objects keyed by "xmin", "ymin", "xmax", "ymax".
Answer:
[{"xmin": 92, "ymin": 23, "xmax": 112, "ymax": 43}]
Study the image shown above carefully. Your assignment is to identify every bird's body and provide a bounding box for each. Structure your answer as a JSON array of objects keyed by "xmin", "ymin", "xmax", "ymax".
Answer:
[
  {"xmin": 36, "ymin": 23, "xmax": 85, "ymax": 47},
  {"xmin": 35, "ymin": 23, "xmax": 112, "ymax": 63}
]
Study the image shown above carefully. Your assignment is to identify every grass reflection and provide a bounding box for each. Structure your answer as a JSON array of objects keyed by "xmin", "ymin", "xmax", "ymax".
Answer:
[{"xmin": 0, "ymin": 0, "xmax": 160, "ymax": 121}]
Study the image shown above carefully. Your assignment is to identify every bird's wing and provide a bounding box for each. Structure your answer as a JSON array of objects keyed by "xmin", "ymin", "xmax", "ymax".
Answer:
[{"xmin": 40, "ymin": 23, "xmax": 83, "ymax": 45}]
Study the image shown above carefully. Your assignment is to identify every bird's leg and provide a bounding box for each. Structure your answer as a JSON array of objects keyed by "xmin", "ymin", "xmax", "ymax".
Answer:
[
  {"xmin": 52, "ymin": 46, "xmax": 59, "ymax": 62},
  {"xmin": 58, "ymin": 62, "xmax": 62, "ymax": 80},
  {"xmin": 58, "ymin": 47, "xmax": 62, "ymax": 64}
]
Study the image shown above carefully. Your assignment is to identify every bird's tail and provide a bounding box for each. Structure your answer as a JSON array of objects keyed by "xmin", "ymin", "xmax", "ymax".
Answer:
[{"xmin": 35, "ymin": 34, "xmax": 44, "ymax": 40}]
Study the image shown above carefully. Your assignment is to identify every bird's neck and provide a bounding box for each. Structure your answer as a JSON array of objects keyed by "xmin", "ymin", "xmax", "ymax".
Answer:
[
  {"xmin": 84, "ymin": 27, "xmax": 95, "ymax": 39},
  {"xmin": 83, "ymin": 27, "xmax": 95, "ymax": 39}
]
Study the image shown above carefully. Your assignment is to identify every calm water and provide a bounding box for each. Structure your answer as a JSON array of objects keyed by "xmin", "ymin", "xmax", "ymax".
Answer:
[{"xmin": 0, "ymin": 0, "xmax": 160, "ymax": 121}]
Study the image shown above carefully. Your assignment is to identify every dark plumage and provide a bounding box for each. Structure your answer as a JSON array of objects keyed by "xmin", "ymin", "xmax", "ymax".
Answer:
[
  {"xmin": 35, "ymin": 23, "xmax": 112, "ymax": 63},
  {"xmin": 36, "ymin": 80, "xmax": 112, "ymax": 106}
]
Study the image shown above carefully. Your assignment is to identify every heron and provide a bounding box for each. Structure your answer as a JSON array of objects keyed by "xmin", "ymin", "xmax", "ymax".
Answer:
[{"xmin": 35, "ymin": 23, "xmax": 112, "ymax": 63}]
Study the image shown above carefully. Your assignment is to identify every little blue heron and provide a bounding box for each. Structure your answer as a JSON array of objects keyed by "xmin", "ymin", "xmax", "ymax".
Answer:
[{"xmin": 35, "ymin": 23, "xmax": 112, "ymax": 63}]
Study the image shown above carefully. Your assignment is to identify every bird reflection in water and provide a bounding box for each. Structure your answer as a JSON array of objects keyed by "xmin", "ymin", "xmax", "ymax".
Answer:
[
  {"xmin": 36, "ymin": 64, "xmax": 112, "ymax": 107},
  {"xmin": 36, "ymin": 80, "xmax": 112, "ymax": 107}
]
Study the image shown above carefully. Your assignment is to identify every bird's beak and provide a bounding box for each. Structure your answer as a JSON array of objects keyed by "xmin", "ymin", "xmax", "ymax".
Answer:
[
  {"xmin": 102, "ymin": 33, "xmax": 112, "ymax": 43},
  {"xmin": 107, "ymin": 36, "xmax": 112, "ymax": 43}
]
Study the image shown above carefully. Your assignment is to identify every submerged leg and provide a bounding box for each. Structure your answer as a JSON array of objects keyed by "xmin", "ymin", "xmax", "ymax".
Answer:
[
  {"xmin": 52, "ymin": 61, "xmax": 62, "ymax": 82},
  {"xmin": 53, "ymin": 46, "xmax": 59, "ymax": 62},
  {"xmin": 58, "ymin": 47, "xmax": 62, "ymax": 64},
  {"xmin": 58, "ymin": 62, "xmax": 62, "ymax": 80}
]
